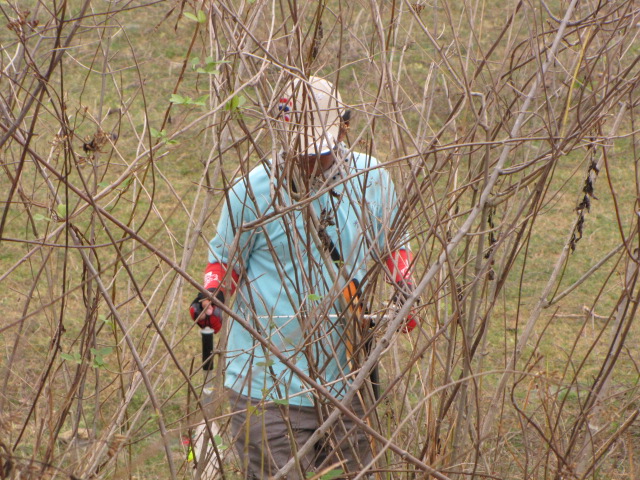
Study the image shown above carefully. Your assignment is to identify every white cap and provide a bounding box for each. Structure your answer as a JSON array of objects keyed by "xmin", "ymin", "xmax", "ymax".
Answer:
[{"xmin": 277, "ymin": 76, "xmax": 344, "ymax": 156}]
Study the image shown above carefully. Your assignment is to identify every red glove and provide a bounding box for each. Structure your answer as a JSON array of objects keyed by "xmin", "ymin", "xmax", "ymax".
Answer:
[
  {"xmin": 189, "ymin": 263, "xmax": 238, "ymax": 332},
  {"xmin": 189, "ymin": 289, "xmax": 224, "ymax": 332},
  {"xmin": 386, "ymin": 250, "xmax": 419, "ymax": 332},
  {"xmin": 391, "ymin": 281, "xmax": 418, "ymax": 332}
]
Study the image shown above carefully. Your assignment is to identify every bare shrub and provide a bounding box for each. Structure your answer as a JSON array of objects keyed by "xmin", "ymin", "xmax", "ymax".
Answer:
[{"xmin": 1, "ymin": 0, "xmax": 639, "ymax": 478}]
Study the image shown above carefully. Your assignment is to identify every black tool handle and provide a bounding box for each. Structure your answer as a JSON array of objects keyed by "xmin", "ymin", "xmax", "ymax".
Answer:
[{"xmin": 201, "ymin": 327, "xmax": 214, "ymax": 371}]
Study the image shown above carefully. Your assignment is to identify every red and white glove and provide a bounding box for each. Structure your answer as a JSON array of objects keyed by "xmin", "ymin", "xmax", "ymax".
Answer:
[
  {"xmin": 386, "ymin": 250, "xmax": 419, "ymax": 333},
  {"xmin": 189, "ymin": 289, "xmax": 224, "ymax": 331},
  {"xmin": 189, "ymin": 263, "xmax": 238, "ymax": 332}
]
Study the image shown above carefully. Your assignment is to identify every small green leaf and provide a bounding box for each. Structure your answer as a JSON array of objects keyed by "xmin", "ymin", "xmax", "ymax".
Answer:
[
  {"xmin": 320, "ymin": 469, "xmax": 344, "ymax": 480},
  {"xmin": 95, "ymin": 347, "xmax": 113, "ymax": 357},
  {"xmin": 273, "ymin": 398, "xmax": 289, "ymax": 406},
  {"xmin": 170, "ymin": 93, "xmax": 187, "ymax": 104},
  {"xmin": 33, "ymin": 213, "xmax": 50, "ymax": 222},
  {"xmin": 100, "ymin": 315, "xmax": 114, "ymax": 328},
  {"xmin": 246, "ymin": 406, "xmax": 264, "ymax": 417},
  {"xmin": 213, "ymin": 435, "xmax": 228, "ymax": 451},
  {"xmin": 60, "ymin": 352, "xmax": 82, "ymax": 364},
  {"xmin": 150, "ymin": 128, "xmax": 176, "ymax": 145},
  {"xmin": 57, "ymin": 204, "xmax": 67, "ymax": 217},
  {"xmin": 183, "ymin": 12, "xmax": 198, "ymax": 22},
  {"xmin": 308, "ymin": 293, "xmax": 322, "ymax": 301},
  {"xmin": 225, "ymin": 95, "xmax": 246, "ymax": 112},
  {"xmin": 193, "ymin": 94, "xmax": 209, "ymax": 106},
  {"xmin": 196, "ymin": 67, "xmax": 219, "ymax": 75},
  {"xmin": 171, "ymin": 93, "xmax": 208, "ymax": 107},
  {"xmin": 256, "ymin": 360, "xmax": 274, "ymax": 367},
  {"xmin": 195, "ymin": 57, "xmax": 227, "ymax": 75},
  {"xmin": 197, "ymin": 10, "xmax": 206, "ymax": 23}
]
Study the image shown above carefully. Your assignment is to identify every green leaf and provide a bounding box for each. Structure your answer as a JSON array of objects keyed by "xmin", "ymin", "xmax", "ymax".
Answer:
[
  {"xmin": 95, "ymin": 347, "xmax": 113, "ymax": 357},
  {"xmin": 171, "ymin": 93, "xmax": 208, "ymax": 107},
  {"xmin": 196, "ymin": 66, "xmax": 219, "ymax": 75},
  {"xmin": 60, "ymin": 352, "xmax": 82, "ymax": 364},
  {"xmin": 195, "ymin": 58, "xmax": 227, "ymax": 75},
  {"xmin": 246, "ymin": 406, "xmax": 264, "ymax": 417},
  {"xmin": 225, "ymin": 95, "xmax": 246, "ymax": 112},
  {"xmin": 183, "ymin": 12, "xmax": 198, "ymax": 22},
  {"xmin": 213, "ymin": 435, "xmax": 228, "ymax": 451},
  {"xmin": 100, "ymin": 315, "xmax": 114, "ymax": 328},
  {"xmin": 193, "ymin": 94, "xmax": 209, "ymax": 106},
  {"xmin": 308, "ymin": 293, "xmax": 322, "ymax": 301},
  {"xmin": 33, "ymin": 213, "xmax": 50, "ymax": 222},
  {"xmin": 197, "ymin": 10, "xmax": 206, "ymax": 23},
  {"xmin": 273, "ymin": 398, "xmax": 289, "ymax": 406},
  {"xmin": 170, "ymin": 93, "xmax": 187, "ymax": 104},
  {"xmin": 91, "ymin": 347, "xmax": 113, "ymax": 358},
  {"xmin": 57, "ymin": 204, "xmax": 67, "ymax": 218},
  {"xmin": 256, "ymin": 360, "xmax": 274, "ymax": 367},
  {"xmin": 320, "ymin": 469, "xmax": 344, "ymax": 480},
  {"xmin": 150, "ymin": 128, "xmax": 176, "ymax": 145}
]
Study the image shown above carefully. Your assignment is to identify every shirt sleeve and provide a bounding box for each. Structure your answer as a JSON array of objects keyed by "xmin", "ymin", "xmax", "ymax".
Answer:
[{"xmin": 207, "ymin": 175, "xmax": 262, "ymax": 269}]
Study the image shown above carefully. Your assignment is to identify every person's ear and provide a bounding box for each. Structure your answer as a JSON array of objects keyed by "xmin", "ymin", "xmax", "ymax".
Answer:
[{"xmin": 338, "ymin": 109, "xmax": 352, "ymax": 142}]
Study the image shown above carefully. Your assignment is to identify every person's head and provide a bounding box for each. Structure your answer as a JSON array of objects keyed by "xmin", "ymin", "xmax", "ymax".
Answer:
[{"xmin": 276, "ymin": 76, "xmax": 351, "ymax": 177}]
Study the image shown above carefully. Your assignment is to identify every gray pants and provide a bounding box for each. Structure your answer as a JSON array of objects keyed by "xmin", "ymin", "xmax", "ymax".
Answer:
[{"xmin": 227, "ymin": 389, "xmax": 374, "ymax": 480}]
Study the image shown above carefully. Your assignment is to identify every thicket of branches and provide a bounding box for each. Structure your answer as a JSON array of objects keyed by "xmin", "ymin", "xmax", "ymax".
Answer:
[{"xmin": 1, "ymin": 0, "xmax": 639, "ymax": 479}]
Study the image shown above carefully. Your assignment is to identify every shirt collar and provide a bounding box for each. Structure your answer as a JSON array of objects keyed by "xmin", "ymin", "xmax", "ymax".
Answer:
[{"xmin": 275, "ymin": 143, "xmax": 353, "ymax": 193}]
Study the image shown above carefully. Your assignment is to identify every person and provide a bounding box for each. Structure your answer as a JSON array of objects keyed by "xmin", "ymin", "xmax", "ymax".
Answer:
[{"xmin": 190, "ymin": 75, "xmax": 418, "ymax": 479}]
